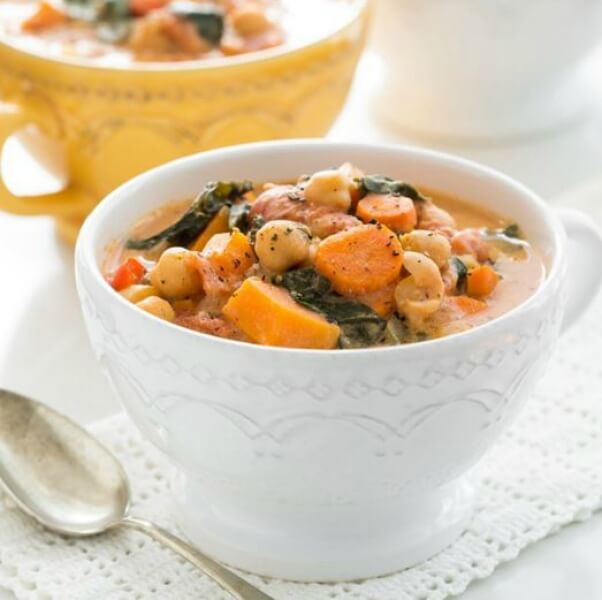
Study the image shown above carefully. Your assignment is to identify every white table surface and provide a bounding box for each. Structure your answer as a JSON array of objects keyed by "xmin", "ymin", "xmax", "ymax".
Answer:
[{"xmin": 2, "ymin": 45, "xmax": 602, "ymax": 599}]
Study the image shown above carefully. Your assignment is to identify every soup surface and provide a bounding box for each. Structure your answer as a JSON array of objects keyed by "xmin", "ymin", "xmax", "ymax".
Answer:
[
  {"xmin": 104, "ymin": 164, "xmax": 545, "ymax": 349},
  {"xmin": 0, "ymin": 0, "xmax": 347, "ymax": 64}
]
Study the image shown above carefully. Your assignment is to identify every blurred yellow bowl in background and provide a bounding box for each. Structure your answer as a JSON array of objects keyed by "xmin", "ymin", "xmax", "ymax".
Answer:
[{"xmin": 0, "ymin": 0, "xmax": 370, "ymax": 243}]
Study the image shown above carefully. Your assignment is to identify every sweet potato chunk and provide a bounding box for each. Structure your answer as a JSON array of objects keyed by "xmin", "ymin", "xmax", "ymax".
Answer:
[
  {"xmin": 21, "ymin": 1, "xmax": 66, "ymax": 32},
  {"xmin": 190, "ymin": 206, "xmax": 230, "ymax": 252},
  {"xmin": 223, "ymin": 278, "xmax": 341, "ymax": 349},
  {"xmin": 202, "ymin": 229, "xmax": 255, "ymax": 280}
]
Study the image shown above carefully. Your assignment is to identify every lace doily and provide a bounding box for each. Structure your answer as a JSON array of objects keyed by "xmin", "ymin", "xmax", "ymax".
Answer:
[{"xmin": 1, "ymin": 295, "xmax": 601, "ymax": 600}]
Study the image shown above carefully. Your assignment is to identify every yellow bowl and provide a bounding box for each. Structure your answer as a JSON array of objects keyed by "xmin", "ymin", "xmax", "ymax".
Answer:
[{"xmin": 0, "ymin": 0, "xmax": 370, "ymax": 241}]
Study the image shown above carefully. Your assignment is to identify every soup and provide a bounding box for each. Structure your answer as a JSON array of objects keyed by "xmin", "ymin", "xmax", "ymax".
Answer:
[
  {"xmin": 104, "ymin": 164, "xmax": 545, "ymax": 349},
  {"xmin": 0, "ymin": 0, "xmax": 293, "ymax": 63}
]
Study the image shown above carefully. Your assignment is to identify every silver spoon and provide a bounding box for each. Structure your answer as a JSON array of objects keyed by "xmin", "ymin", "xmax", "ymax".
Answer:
[{"xmin": 0, "ymin": 389, "xmax": 273, "ymax": 600}]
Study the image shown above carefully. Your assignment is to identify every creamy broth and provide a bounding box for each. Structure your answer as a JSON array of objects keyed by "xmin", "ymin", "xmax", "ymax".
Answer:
[
  {"xmin": 420, "ymin": 188, "xmax": 545, "ymax": 333},
  {"xmin": 103, "ymin": 168, "xmax": 545, "ymax": 349},
  {"xmin": 0, "ymin": 0, "xmax": 355, "ymax": 65}
]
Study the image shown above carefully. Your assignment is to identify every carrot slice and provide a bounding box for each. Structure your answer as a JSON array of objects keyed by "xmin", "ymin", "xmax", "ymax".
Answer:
[
  {"xmin": 466, "ymin": 265, "xmax": 500, "ymax": 298},
  {"xmin": 356, "ymin": 193, "xmax": 417, "ymax": 233},
  {"xmin": 447, "ymin": 295, "xmax": 487, "ymax": 314},
  {"xmin": 314, "ymin": 224, "xmax": 403, "ymax": 295},
  {"xmin": 223, "ymin": 278, "xmax": 341, "ymax": 349},
  {"xmin": 21, "ymin": 1, "xmax": 66, "ymax": 32}
]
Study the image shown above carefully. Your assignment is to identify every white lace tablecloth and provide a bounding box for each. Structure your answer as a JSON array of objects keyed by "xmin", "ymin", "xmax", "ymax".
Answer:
[{"xmin": 0, "ymin": 294, "xmax": 601, "ymax": 600}]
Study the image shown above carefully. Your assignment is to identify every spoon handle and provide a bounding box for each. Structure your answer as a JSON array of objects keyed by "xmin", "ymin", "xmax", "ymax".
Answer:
[{"xmin": 121, "ymin": 516, "xmax": 275, "ymax": 600}]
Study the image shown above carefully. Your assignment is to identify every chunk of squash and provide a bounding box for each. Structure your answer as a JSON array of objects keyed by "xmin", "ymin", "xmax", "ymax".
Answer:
[
  {"xmin": 202, "ymin": 229, "xmax": 255, "ymax": 280},
  {"xmin": 21, "ymin": 1, "xmax": 66, "ymax": 32},
  {"xmin": 222, "ymin": 277, "xmax": 341, "ymax": 349},
  {"xmin": 189, "ymin": 206, "xmax": 230, "ymax": 252}
]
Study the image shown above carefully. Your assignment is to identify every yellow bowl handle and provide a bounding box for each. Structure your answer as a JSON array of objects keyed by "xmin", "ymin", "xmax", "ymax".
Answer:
[{"xmin": 0, "ymin": 101, "xmax": 93, "ymax": 218}]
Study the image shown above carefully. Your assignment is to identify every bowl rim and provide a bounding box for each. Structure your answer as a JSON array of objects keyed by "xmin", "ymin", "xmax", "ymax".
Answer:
[
  {"xmin": 76, "ymin": 139, "xmax": 566, "ymax": 358},
  {"xmin": 0, "ymin": 0, "xmax": 367, "ymax": 74}
]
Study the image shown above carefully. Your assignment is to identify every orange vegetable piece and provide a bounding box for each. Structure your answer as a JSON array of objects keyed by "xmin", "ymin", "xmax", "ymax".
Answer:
[
  {"xmin": 314, "ymin": 224, "xmax": 403, "ymax": 296},
  {"xmin": 111, "ymin": 258, "xmax": 145, "ymax": 291},
  {"xmin": 447, "ymin": 295, "xmax": 487, "ymax": 314},
  {"xmin": 223, "ymin": 278, "xmax": 341, "ymax": 349},
  {"xmin": 355, "ymin": 284, "xmax": 396, "ymax": 318},
  {"xmin": 130, "ymin": 0, "xmax": 170, "ymax": 16},
  {"xmin": 186, "ymin": 255, "xmax": 231, "ymax": 302},
  {"xmin": 467, "ymin": 265, "xmax": 500, "ymax": 298},
  {"xmin": 189, "ymin": 206, "xmax": 230, "ymax": 252},
  {"xmin": 21, "ymin": 1, "xmax": 66, "ymax": 32},
  {"xmin": 356, "ymin": 193, "xmax": 417, "ymax": 233},
  {"xmin": 202, "ymin": 229, "xmax": 255, "ymax": 281}
]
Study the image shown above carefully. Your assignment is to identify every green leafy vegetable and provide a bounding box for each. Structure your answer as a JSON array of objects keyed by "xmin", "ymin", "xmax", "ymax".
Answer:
[
  {"xmin": 276, "ymin": 268, "xmax": 386, "ymax": 349},
  {"xmin": 96, "ymin": 18, "xmax": 131, "ymax": 42},
  {"xmin": 64, "ymin": 0, "xmax": 105, "ymax": 21},
  {"xmin": 359, "ymin": 175, "xmax": 428, "ymax": 203},
  {"xmin": 484, "ymin": 225, "xmax": 528, "ymax": 259},
  {"xmin": 502, "ymin": 223, "xmax": 521, "ymax": 239},
  {"xmin": 228, "ymin": 202, "xmax": 251, "ymax": 232},
  {"xmin": 63, "ymin": 0, "xmax": 131, "ymax": 38},
  {"xmin": 96, "ymin": 0, "xmax": 130, "ymax": 42},
  {"xmin": 169, "ymin": 2, "xmax": 224, "ymax": 45},
  {"xmin": 247, "ymin": 215, "xmax": 266, "ymax": 245},
  {"xmin": 451, "ymin": 255, "xmax": 467, "ymax": 291},
  {"xmin": 64, "ymin": 0, "xmax": 129, "ymax": 22},
  {"xmin": 384, "ymin": 315, "xmax": 409, "ymax": 345},
  {"xmin": 126, "ymin": 180, "xmax": 252, "ymax": 250},
  {"xmin": 102, "ymin": 0, "xmax": 129, "ymax": 19}
]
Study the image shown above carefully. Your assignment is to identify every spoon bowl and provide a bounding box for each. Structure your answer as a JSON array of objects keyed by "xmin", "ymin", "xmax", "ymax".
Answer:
[
  {"xmin": 0, "ymin": 389, "xmax": 273, "ymax": 600},
  {"xmin": 0, "ymin": 389, "xmax": 129, "ymax": 535}
]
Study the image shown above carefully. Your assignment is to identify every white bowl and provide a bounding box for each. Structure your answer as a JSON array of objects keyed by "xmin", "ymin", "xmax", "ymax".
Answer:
[
  {"xmin": 75, "ymin": 140, "xmax": 602, "ymax": 581},
  {"xmin": 371, "ymin": 0, "xmax": 602, "ymax": 140}
]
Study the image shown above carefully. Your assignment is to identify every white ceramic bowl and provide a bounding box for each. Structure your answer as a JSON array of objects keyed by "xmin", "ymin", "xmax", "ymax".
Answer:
[
  {"xmin": 75, "ymin": 141, "xmax": 602, "ymax": 582},
  {"xmin": 371, "ymin": 0, "xmax": 602, "ymax": 140}
]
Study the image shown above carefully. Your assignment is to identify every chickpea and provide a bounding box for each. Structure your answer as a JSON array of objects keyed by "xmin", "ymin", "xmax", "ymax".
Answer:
[
  {"xmin": 150, "ymin": 247, "xmax": 203, "ymax": 299},
  {"xmin": 395, "ymin": 251, "xmax": 445, "ymax": 326},
  {"xmin": 303, "ymin": 169, "xmax": 352, "ymax": 211},
  {"xmin": 230, "ymin": 3, "xmax": 272, "ymax": 36},
  {"xmin": 136, "ymin": 296, "xmax": 175, "ymax": 322},
  {"xmin": 400, "ymin": 230, "xmax": 451, "ymax": 268},
  {"xmin": 120, "ymin": 284, "xmax": 159, "ymax": 304},
  {"xmin": 254, "ymin": 220, "xmax": 312, "ymax": 273}
]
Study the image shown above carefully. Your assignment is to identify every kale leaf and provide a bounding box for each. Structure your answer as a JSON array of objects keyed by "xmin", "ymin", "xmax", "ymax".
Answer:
[
  {"xmin": 247, "ymin": 215, "xmax": 266, "ymax": 245},
  {"xmin": 126, "ymin": 180, "xmax": 252, "ymax": 250},
  {"xmin": 450, "ymin": 255, "xmax": 467, "ymax": 290},
  {"xmin": 358, "ymin": 175, "xmax": 428, "ymax": 203},
  {"xmin": 277, "ymin": 268, "xmax": 386, "ymax": 349},
  {"xmin": 169, "ymin": 2, "xmax": 224, "ymax": 45},
  {"xmin": 228, "ymin": 202, "xmax": 252, "ymax": 232},
  {"xmin": 502, "ymin": 223, "xmax": 521, "ymax": 239}
]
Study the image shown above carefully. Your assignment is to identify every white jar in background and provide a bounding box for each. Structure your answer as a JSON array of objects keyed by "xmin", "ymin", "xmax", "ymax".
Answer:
[{"xmin": 371, "ymin": 0, "xmax": 602, "ymax": 141}]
